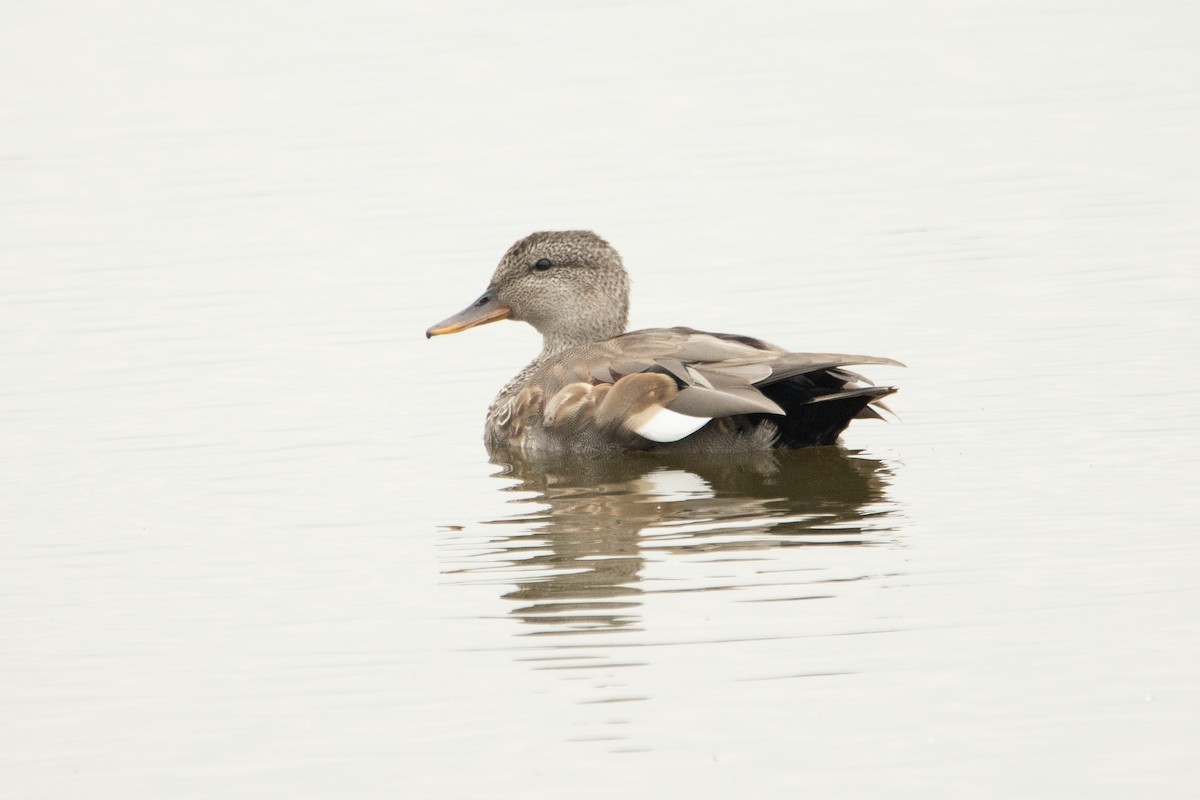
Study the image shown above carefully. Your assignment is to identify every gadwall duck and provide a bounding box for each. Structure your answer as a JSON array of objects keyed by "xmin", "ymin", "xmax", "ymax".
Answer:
[{"xmin": 427, "ymin": 231, "xmax": 901, "ymax": 453}]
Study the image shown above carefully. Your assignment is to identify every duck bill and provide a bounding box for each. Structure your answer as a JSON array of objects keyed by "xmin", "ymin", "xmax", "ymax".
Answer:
[{"xmin": 426, "ymin": 289, "xmax": 512, "ymax": 338}]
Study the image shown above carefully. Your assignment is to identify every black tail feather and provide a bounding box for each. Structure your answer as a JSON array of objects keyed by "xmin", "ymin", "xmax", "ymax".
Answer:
[{"xmin": 756, "ymin": 371, "xmax": 896, "ymax": 448}]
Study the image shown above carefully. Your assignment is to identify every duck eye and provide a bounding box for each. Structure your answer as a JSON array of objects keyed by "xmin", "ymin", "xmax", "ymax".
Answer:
[{"xmin": 533, "ymin": 258, "xmax": 553, "ymax": 271}]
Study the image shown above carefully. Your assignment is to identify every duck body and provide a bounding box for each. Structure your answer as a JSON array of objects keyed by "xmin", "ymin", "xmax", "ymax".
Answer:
[{"xmin": 428, "ymin": 231, "xmax": 900, "ymax": 454}]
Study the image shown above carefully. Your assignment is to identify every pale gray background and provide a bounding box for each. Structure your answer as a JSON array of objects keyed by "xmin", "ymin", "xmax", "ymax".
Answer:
[{"xmin": 3, "ymin": 1, "xmax": 1198, "ymax": 798}]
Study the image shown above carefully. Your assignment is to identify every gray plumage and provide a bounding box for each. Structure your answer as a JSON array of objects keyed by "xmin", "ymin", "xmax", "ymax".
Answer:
[{"xmin": 426, "ymin": 230, "xmax": 902, "ymax": 454}]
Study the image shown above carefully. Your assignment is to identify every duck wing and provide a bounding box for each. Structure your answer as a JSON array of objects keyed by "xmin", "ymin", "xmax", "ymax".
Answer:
[{"xmin": 515, "ymin": 327, "xmax": 900, "ymax": 448}]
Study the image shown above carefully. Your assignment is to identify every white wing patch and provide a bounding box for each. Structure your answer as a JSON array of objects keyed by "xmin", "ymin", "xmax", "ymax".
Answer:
[{"xmin": 633, "ymin": 408, "xmax": 711, "ymax": 442}]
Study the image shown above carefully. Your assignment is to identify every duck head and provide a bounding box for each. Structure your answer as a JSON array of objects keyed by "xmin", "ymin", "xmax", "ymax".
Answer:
[{"xmin": 427, "ymin": 231, "xmax": 631, "ymax": 355}]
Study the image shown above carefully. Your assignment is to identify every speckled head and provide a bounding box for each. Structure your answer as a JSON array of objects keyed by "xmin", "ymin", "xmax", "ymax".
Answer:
[{"xmin": 427, "ymin": 230, "xmax": 631, "ymax": 355}]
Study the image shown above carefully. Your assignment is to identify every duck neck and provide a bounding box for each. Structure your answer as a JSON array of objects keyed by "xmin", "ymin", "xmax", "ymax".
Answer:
[{"xmin": 538, "ymin": 314, "xmax": 627, "ymax": 360}]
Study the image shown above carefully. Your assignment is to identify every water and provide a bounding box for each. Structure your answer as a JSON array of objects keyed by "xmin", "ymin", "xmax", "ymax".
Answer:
[{"xmin": 3, "ymin": 1, "xmax": 1198, "ymax": 797}]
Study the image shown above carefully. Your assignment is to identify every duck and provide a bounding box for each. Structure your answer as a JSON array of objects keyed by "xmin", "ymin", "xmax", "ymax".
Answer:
[{"xmin": 426, "ymin": 230, "xmax": 901, "ymax": 454}]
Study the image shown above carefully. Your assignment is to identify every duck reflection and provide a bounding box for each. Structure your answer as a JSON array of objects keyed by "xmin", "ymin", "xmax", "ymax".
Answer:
[{"xmin": 478, "ymin": 447, "xmax": 895, "ymax": 635}]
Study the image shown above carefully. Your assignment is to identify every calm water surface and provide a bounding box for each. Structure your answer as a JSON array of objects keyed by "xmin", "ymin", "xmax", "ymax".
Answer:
[{"xmin": 3, "ymin": 1, "xmax": 1199, "ymax": 797}]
